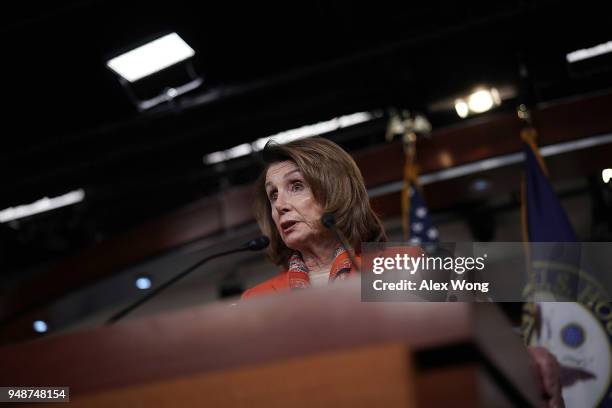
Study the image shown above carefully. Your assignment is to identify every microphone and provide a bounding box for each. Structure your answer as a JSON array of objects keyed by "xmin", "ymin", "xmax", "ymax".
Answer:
[
  {"xmin": 107, "ymin": 235, "xmax": 270, "ymax": 324},
  {"xmin": 320, "ymin": 213, "xmax": 360, "ymax": 272},
  {"xmin": 320, "ymin": 213, "xmax": 336, "ymax": 229},
  {"xmin": 242, "ymin": 235, "xmax": 270, "ymax": 251}
]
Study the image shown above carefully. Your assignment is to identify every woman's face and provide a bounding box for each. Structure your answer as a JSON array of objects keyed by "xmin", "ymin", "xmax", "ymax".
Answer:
[{"xmin": 265, "ymin": 161, "xmax": 324, "ymax": 251}]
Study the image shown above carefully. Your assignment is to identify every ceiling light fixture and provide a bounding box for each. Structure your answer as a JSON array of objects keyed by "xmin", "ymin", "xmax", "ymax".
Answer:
[
  {"xmin": 203, "ymin": 111, "xmax": 378, "ymax": 165},
  {"xmin": 106, "ymin": 33, "xmax": 203, "ymax": 111},
  {"xmin": 0, "ymin": 189, "xmax": 85, "ymax": 223},
  {"xmin": 107, "ymin": 33, "xmax": 195, "ymax": 83},
  {"xmin": 603, "ymin": 168, "xmax": 612, "ymax": 183},
  {"xmin": 454, "ymin": 100, "xmax": 469, "ymax": 118},
  {"xmin": 454, "ymin": 88, "xmax": 501, "ymax": 118},
  {"xmin": 567, "ymin": 40, "xmax": 612, "ymax": 63}
]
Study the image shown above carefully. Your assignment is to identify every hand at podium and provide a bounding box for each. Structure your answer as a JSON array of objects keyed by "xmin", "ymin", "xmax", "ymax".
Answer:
[{"xmin": 528, "ymin": 346, "xmax": 565, "ymax": 408}]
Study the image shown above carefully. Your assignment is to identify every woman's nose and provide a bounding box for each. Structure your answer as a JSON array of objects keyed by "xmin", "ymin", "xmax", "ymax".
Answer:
[{"xmin": 274, "ymin": 193, "xmax": 290, "ymax": 214}]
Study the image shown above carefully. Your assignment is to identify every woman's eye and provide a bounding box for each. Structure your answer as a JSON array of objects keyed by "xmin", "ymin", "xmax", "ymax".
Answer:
[
  {"xmin": 268, "ymin": 191, "xmax": 277, "ymax": 201},
  {"xmin": 291, "ymin": 181, "xmax": 304, "ymax": 191}
]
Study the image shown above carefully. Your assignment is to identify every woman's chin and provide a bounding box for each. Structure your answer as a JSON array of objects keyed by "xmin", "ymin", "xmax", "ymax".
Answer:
[
  {"xmin": 282, "ymin": 239, "xmax": 301, "ymax": 250},
  {"xmin": 282, "ymin": 234, "xmax": 307, "ymax": 251},
  {"xmin": 282, "ymin": 225, "xmax": 329, "ymax": 249}
]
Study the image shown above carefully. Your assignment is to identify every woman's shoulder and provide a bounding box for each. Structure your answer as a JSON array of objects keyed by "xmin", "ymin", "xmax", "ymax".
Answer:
[{"xmin": 240, "ymin": 271, "xmax": 289, "ymax": 300}]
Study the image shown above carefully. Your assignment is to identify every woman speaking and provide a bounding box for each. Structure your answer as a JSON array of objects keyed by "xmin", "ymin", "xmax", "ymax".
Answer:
[
  {"xmin": 242, "ymin": 137, "xmax": 564, "ymax": 408},
  {"xmin": 242, "ymin": 137, "xmax": 385, "ymax": 297}
]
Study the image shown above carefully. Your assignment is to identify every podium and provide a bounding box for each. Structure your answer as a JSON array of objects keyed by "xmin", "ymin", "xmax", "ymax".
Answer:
[{"xmin": 0, "ymin": 278, "xmax": 541, "ymax": 407}]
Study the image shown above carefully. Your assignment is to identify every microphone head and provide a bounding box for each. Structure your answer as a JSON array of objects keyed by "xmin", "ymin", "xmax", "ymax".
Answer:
[
  {"xmin": 320, "ymin": 213, "xmax": 336, "ymax": 229},
  {"xmin": 246, "ymin": 235, "xmax": 270, "ymax": 251}
]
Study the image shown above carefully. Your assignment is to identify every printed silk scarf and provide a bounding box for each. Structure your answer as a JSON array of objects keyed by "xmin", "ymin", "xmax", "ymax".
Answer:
[{"xmin": 287, "ymin": 246, "xmax": 355, "ymax": 289}]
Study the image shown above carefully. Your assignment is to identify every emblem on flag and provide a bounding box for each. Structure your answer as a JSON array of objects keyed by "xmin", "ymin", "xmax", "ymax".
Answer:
[{"xmin": 520, "ymin": 125, "xmax": 612, "ymax": 407}]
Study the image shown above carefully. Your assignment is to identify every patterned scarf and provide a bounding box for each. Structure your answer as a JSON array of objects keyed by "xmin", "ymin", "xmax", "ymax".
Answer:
[{"xmin": 287, "ymin": 246, "xmax": 356, "ymax": 290}]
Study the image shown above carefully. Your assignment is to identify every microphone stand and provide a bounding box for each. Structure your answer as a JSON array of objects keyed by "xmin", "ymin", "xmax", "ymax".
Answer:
[
  {"xmin": 107, "ymin": 237, "xmax": 268, "ymax": 324},
  {"xmin": 320, "ymin": 213, "xmax": 361, "ymax": 272}
]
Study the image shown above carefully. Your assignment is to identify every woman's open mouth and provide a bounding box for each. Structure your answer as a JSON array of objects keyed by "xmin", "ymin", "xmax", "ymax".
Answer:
[{"xmin": 280, "ymin": 220, "xmax": 298, "ymax": 233}]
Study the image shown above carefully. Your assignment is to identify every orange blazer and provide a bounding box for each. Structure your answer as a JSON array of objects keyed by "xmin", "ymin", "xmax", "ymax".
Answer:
[
  {"xmin": 241, "ymin": 254, "xmax": 361, "ymax": 299},
  {"xmin": 241, "ymin": 246, "xmax": 423, "ymax": 299}
]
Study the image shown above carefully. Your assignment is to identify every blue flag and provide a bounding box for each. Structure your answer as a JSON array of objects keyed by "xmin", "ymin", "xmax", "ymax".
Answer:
[
  {"xmin": 521, "ymin": 129, "xmax": 612, "ymax": 408},
  {"xmin": 523, "ymin": 140, "xmax": 577, "ymax": 243}
]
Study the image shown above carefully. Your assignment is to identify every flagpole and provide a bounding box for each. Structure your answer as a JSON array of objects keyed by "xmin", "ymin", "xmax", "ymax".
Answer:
[{"xmin": 385, "ymin": 109, "xmax": 431, "ymax": 241}]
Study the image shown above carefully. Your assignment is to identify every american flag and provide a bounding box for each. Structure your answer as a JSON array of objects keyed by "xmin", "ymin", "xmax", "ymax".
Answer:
[{"xmin": 406, "ymin": 184, "xmax": 439, "ymax": 245}]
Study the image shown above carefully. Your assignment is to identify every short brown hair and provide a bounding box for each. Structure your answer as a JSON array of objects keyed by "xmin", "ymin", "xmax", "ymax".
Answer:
[{"xmin": 254, "ymin": 137, "xmax": 387, "ymax": 266}]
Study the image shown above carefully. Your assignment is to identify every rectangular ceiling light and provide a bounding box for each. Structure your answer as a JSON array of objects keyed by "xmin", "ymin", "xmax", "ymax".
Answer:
[
  {"xmin": 0, "ymin": 189, "xmax": 85, "ymax": 223},
  {"xmin": 106, "ymin": 33, "xmax": 195, "ymax": 82},
  {"xmin": 566, "ymin": 40, "xmax": 612, "ymax": 63},
  {"xmin": 202, "ymin": 112, "xmax": 377, "ymax": 165}
]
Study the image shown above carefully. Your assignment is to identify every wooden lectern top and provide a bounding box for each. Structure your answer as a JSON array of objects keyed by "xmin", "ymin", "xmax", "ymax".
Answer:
[{"xmin": 0, "ymin": 277, "xmax": 541, "ymax": 407}]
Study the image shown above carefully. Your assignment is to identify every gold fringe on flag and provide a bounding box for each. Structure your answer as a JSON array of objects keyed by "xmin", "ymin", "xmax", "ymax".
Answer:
[
  {"xmin": 520, "ymin": 125, "xmax": 549, "ymax": 245},
  {"xmin": 520, "ymin": 125, "xmax": 550, "ymax": 318},
  {"xmin": 520, "ymin": 127, "xmax": 549, "ymax": 175}
]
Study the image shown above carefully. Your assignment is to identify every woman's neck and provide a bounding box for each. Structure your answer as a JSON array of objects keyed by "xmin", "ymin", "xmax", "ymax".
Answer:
[{"xmin": 298, "ymin": 236, "xmax": 340, "ymax": 273}]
